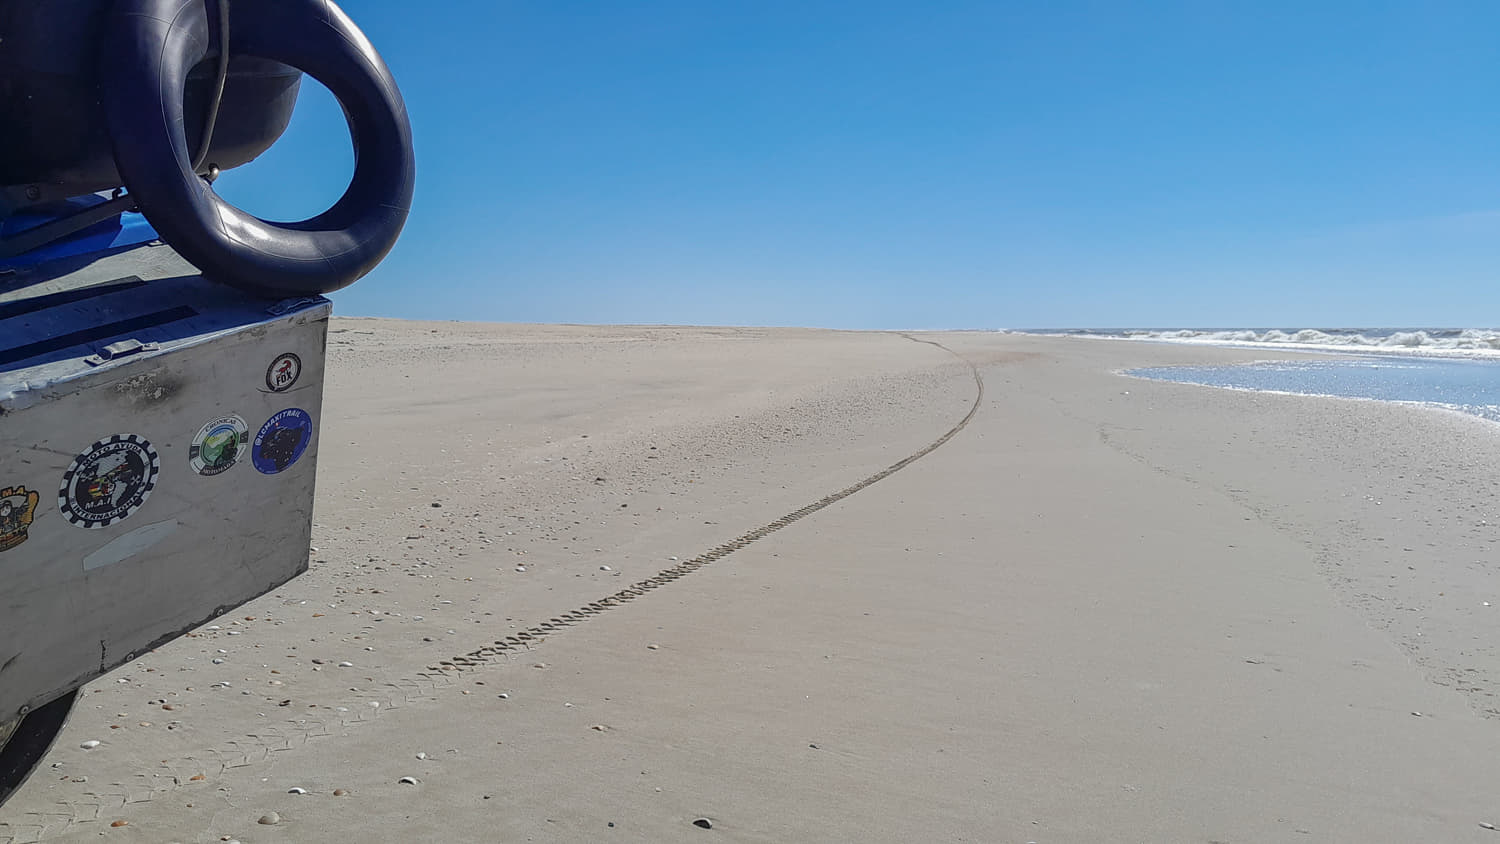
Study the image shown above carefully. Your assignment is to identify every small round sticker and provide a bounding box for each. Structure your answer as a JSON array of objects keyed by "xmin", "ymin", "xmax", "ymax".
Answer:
[
  {"xmin": 59, "ymin": 435, "xmax": 160, "ymax": 529},
  {"xmin": 252, "ymin": 409, "xmax": 313, "ymax": 475},
  {"xmin": 266, "ymin": 353, "xmax": 302, "ymax": 393},
  {"xmin": 189, "ymin": 415, "xmax": 250, "ymax": 476}
]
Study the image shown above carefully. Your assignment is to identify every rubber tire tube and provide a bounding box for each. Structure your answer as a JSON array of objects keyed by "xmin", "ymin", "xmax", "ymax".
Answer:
[
  {"xmin": 101, "ymin": 0, "xmax": 415, "ymax": 297},
  {"xmin": 0, "ymin": 690, "xmax": 79, "ymax": 809}
]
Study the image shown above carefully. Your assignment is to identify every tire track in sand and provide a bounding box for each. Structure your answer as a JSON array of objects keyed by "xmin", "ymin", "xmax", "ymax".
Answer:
[
  {"xmin": 0, "ymin": 335, "xmax": 982, "ymax": 843},
  {"xmin": 431, "ymin": 334, "xmax": 982, "ymax": 672}
]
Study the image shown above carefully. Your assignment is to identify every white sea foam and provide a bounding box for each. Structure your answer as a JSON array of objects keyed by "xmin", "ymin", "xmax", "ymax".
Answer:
[{"xmin": 1014, "ymin": 328, "xmax": 1500, "ymax": 358}]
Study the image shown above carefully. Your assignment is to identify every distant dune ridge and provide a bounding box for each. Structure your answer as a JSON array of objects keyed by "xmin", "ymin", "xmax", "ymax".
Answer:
[{"xmin": 5, "ymin": 321, "xmax": 1500, "ymax": 842}]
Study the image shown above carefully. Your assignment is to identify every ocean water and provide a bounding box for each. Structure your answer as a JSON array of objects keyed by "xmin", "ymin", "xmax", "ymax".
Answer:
[
  {"xmin": 1128, "ymin": 357, "xmax": 1500, "ymax": 424},
  {"xmin": 1019, "ymin": 327, "xmax": 1500, "ymax": 357}
]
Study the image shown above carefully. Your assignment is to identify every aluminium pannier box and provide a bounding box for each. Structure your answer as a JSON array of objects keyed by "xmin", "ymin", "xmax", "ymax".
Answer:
[{"xmin": 0, "ymin": 249, "xmax": 328, "ymax": 724}]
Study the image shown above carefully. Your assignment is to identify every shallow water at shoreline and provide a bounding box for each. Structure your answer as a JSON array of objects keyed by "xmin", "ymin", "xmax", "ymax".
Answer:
[{"xmin": 1128, "ymin": 356, "xmax": 1500, "ymax": 423}]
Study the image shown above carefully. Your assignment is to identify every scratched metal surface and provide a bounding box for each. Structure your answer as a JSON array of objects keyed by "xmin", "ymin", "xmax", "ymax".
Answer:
[{"xmin": 0, "ymin": 247, "xmax": 329, "ymax": 724}]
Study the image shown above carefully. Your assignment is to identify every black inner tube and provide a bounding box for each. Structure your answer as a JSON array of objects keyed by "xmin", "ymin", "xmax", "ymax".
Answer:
[
  {"xmin": 0, "ymin": 691, "xmax": 78, "ymax": 808},
  {"xmin": 101, "ymin": 0, "xmax": 415, "ymax": 298}
]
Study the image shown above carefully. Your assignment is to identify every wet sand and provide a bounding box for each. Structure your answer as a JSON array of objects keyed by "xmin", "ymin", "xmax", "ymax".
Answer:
[{"xmin": 6, "ymin": 324, "xmax": 1500, "ymax": 842}]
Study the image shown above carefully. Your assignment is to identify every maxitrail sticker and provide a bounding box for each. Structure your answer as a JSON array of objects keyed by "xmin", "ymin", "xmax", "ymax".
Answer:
[
  {"xmin": 266, "ymin": 352, "xmax": 302, "ymax": 393},
  {"xmin": 189, "ymin": 415, "xmax": 250, "ymax": 476},
  {"xmin": 59, "ymin": 435, "xmax": 161, "ymax": 529},
  {"xmin": 0, "ymin": 486, "xmax": 40, "ymax": 552},
  {"xmin": 252, "ymin": 409, "xmax": 313, "ymax": 475}
]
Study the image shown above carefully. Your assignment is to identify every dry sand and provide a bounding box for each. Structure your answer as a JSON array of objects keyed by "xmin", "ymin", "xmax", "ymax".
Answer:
[{"xmin": 5, "ymin": 323, "xmax": 1500, "ymax": 842}]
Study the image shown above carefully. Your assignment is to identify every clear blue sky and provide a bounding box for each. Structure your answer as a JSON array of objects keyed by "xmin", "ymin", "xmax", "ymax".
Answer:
[{"xmin": 214, "ymin": 0, "xmax": 1500, "ymax": 329}]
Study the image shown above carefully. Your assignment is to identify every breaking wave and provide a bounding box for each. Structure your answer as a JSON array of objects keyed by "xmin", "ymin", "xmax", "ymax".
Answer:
[{"xmin": 1017, "ymin": 328, "xmax": 1500, "ymax": 357}]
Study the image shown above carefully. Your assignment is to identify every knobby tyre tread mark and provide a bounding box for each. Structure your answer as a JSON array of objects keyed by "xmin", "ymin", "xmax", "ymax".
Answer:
[
  {"xmin": 429, "ymin": 335, "xmax": 983, "ymax": 674},
  {"xmin": 0, "ymin": 336, "xmax": 981, "ymax": 841}
]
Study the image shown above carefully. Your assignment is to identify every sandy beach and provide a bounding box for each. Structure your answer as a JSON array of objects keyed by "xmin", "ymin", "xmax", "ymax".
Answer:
[{"xmin": 6, "ymin": 322, "xmax": 1500, "ymax": 843}]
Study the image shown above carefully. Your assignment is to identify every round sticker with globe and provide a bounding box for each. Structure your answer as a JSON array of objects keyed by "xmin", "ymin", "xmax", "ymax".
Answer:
[
  {"xmin": 58, "ymin": 435, "xmax": 160, "ymax": 528},
  {"xmin": 189, "ymin": 415, "xmax": 250, "ymax": 476},
  {"xmin": 252, "ymin": 409, "xmax": 314, "ymax": 475}
]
